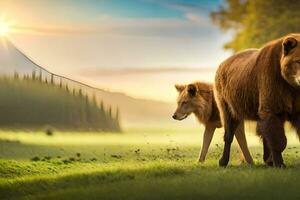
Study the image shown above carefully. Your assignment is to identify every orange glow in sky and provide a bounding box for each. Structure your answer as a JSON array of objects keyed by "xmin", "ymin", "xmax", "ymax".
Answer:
[{"xmin": 0, "ymin": 1, "xmax": 231, "ymax": 102}]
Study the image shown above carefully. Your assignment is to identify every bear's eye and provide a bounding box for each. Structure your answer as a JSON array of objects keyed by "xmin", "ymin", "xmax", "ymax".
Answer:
[
  {"xmin": 181, "ymin": 101, "xmax": 187, "ymax": 106},
  {"xmin": 297, "ymin": 60, "xmax": 300, "ymax": 64}
]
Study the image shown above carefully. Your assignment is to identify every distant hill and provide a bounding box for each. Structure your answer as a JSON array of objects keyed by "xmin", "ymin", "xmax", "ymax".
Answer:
[
  {"xmin": 0, "ymin": 39, "xmax": 37, "ymax": 75},
  {"xmin": 0, "ymin": 39, "xmax": 177, "ymax": 127},
  {"xmin": 92, "ymin": 89, "xmax": 176, "ymax": 127}
]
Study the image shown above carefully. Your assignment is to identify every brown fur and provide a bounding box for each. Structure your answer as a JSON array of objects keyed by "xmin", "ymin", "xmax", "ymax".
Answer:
[
  {"xmin": 214, "ymin": 33, "xmax": 300, "ymax": 167},
  {"xmin": 174, "ymin": 82, "xmax": 220, "ymax": 125},
  {"xmin": 173, "ymin": 82, "xmax": 253, "ymax": 163}
]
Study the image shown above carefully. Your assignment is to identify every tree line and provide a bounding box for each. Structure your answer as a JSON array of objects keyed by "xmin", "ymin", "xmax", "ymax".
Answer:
[{"xmin": 0, "ymin": 71, "xmax": 121, "ymax": 132}]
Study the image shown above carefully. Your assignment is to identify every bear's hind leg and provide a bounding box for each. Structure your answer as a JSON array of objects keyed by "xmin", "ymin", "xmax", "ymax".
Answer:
[
  {"xmin": 218, "ymin": 100, "xmax": 240, "ymax": 167},
  {"xmin": 290, "ymin": 113, "xmax": 300, "ymax": 138},
  {"xmin": 235, "ymin": 122, "xmax": 254, "ymax": 164}
]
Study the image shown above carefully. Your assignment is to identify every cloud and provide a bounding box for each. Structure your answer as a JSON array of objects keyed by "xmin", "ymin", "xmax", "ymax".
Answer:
[
  {"xmin": 145, "ymin": 0, "xmax": 215, "ymax": 27},
  {"xmin": 11, "ymin": 16, "xmax": 214, "ymax": 37},
  {"xmin": 184, "ymin": 13, "xmax": 211, "ymax": 26},
  {"xmin": 163, "ymin": 2, "xmax": 212, "ymax": 14},
  {"xmin": 7, "ymin": 0, "xmax": 217, "ymax": 38},
  {"xmin": 11, "ymin": 25, "xmax": 102, "ymax": 35},
  {"xmin": 78, "ymin": 67, "xmax": 217, "ymax": 77}
]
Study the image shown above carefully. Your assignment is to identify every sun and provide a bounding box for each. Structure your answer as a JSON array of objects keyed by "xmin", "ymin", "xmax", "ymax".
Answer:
[
  {"xmin": 0, "ymin": 22, "xmax": 10, "ymax": 36},
  {"xmin": 0, "ymin": 15, "xmax": 15, "ymax": 37}
]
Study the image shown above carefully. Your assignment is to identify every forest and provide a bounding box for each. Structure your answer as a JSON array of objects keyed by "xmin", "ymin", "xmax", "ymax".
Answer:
[{"xmin": 0, "ymin": 71, "xmax": 121, "ymax": 131}]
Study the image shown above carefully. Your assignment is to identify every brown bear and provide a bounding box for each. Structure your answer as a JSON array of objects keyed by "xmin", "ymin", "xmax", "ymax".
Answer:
[
  {"xmin": 214, "ymin": 33, "xmax": 300, "ymax": 167},
  {"xmin": 173, "ymin": 82, "xmax": 253, "ymax": 164}
]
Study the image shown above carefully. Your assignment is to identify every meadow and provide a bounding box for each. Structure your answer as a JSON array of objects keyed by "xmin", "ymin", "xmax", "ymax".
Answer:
[{"xmin": 2, "ymin": 127, "xmax": 300, "ymax": 200}]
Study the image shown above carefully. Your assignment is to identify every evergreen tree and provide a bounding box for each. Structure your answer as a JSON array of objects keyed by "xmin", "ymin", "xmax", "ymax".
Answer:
[
  {"xmin": 116, "ymin": 107, "xmax": 120, "ymax": 121},
  {"xmin": 108, "ymin": 106, "xmax": 112, "ymax": 118},
  {"xmin": 0, "ymin": 76, "xmax": 121, "ymax": 132},
  {"xmin": 66, "ymin": 84, "xmax": 69, "ymax": 93},
  {"xmin": 59, "ymin": 78, "xmax": 62, "ymax": 88},
  {"xmin": 14, "ymin": 71, "xmax": 19, "ymax": 80},
  {"xmin": 78, "ymin": 88, "xmax": 83, "ymax": 97},
  {"xmin": 31, "ymin": 70, "xmax": 36, "ymax": 80},
  {"xmin": 50, "ymin": 74, "xmax": 54, "ymax": 85},
  {"xmin": 38, "ymin": 69, "xmax": 42, "ymax": 82}
]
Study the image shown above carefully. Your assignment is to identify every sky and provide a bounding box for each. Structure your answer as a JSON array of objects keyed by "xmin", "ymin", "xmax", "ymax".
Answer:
[{"xmin": 0, "ymin": 0, "xmax": 232, "ymax": 102}]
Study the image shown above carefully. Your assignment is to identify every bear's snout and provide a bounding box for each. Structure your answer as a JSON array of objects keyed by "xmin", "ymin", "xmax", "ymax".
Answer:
[{"xmin": 172, "ymin": 114, "xmax": 177, "ymax": 119}]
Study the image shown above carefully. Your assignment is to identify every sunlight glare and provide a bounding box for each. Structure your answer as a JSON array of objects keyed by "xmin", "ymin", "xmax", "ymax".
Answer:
[
  {"xmin": 0, "ymin": 14, "xmax": 15, "ymax": 37},
  {"xmin": 0, "ymin": 22, "xmax": 10, "ymax": 36}
]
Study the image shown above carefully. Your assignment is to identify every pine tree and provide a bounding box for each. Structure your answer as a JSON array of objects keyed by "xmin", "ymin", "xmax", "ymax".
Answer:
[
  {"xmin": 38, "ymin": 69, "xmax": 42, "ymax": 82},
  {"xmin": 14, "ymin": 71, "xmax": 19, "ymax": 80},
  {"xmin": 32, "ymin": 70, "xmax": 36, "ymax": 80},
  {"xmin": 100, "ymin": 100, "xmax": 104, "ymax": 112},
  {"xmin": 59, "ymin": 78, "xmax": 62, "ymax": 88},
  {"xmin": 92, "ymin": 94, "xmax": 97, "ymax": 106},
  {"xmin": 50, "ymin": 74, "xmax": 54, "ymax": 85},
  {"xmin": 114, "ymin": 107, "xmax": 121, "ymax": 132},
  {"xmin": 108, "ymin": 106, "xmax": 112, "ymax": 118},
  {"xmin": 99, "ymin": 100, "xmax": 107, "ymax": 129},
  {"xmin": 78, "ymin": 88, "xmax": 83, "ymax": 97},
  {"xmin": 85, "ymin": 94, "xmax": 91, "ymax": 124},
  {"xmin": 116, "ymin": 107, "xmax": 119, "ymax": 120},
  {"xmin": 66, "ymin": 84, "xmax": 69, "ymax": 93}
]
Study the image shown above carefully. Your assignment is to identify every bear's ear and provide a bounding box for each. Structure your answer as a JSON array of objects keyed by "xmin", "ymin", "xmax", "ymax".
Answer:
[
  {"xmin": 283, "ymin": 37, "xmax": 298, "ymax": 56},
  {"xmin": 175, "ymin": 84, "xmax": 185, "ymax": 92},
  {"xmin": 187, "ymin": 84, "xmax": 197, "ymax": 97}
]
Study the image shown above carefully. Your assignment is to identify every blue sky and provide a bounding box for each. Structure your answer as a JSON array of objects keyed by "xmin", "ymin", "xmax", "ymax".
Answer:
[
  {"xmin": 0, "ymin": 0, "xmax": 231, "ymax": 101},
  {"xmin": 35, "ymin": 0, "xmax": 223, "ymax": 20},
  {"xmin": 76, "ymin": 0, "xmax": 222, "ymax": 18},
  {"xmin": 0, "ymin": 0, "xmax": 224, "ymax": 24}
]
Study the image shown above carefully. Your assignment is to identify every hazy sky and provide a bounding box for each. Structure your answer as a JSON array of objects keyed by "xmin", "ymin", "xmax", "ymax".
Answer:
[{"xmin": 0, "ymin": 0, "xmax": 232, "ymax": 102}]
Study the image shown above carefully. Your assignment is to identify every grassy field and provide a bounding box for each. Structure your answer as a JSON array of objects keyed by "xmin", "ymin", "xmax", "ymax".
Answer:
[{"xmin": 1, "ymin": 127, "xmax": 300, "ymax": 200}]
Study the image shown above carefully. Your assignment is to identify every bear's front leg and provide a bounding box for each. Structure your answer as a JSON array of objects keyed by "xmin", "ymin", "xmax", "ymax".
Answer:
[
  {"xmin": 257, "ymin": 115, "xmax": 287, "ymax": 168},
  {"xmin": 263, "ymin": 138, "xmax": 273, "ymax": 166},
  {"xmin": 198, "ymin": 125, "xmax": 216, "ymax": 162},
  {"xmin": 290, "ymin": 113, "xmax": 300, "ymax": 137}
]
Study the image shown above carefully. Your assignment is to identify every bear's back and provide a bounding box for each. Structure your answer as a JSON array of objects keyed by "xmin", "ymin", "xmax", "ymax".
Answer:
[
  {"xmin": 215, "ymin": 49, "xmax": 261, "ymax": 120},
  {"xmin": 215, "ymin": 49, "xmax": 259, "ymax": 92}
]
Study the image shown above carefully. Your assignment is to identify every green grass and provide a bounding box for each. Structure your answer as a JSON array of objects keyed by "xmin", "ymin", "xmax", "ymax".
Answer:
[{"xmin": 1, "ymin": 127, "xmax": 300, "ymax": 199}]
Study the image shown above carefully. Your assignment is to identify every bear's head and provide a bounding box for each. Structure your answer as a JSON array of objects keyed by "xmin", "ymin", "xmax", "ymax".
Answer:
[
  {"xmin": 172, "ymin": 83, "xmax": 211, "ymax": 121},
  {"xmin": 280, "ymin": 34, "xmax": 300, "ymax": 87},
  {"xmin": 172, "ymin": 84, "xmax": 198, "ymax": 120}
]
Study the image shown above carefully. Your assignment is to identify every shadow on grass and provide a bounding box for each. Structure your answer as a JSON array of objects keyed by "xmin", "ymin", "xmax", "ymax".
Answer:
[
  {"xmin": 0, "ymin": 162, "xmax": 187, "ymax": 199},
  {"xmin": 3, "ymin": 160, "xmax": 300, "ymax": 199},
  {"xmin": 7, "ymin": 163, "xmax": 300, "ymax": 200}
]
